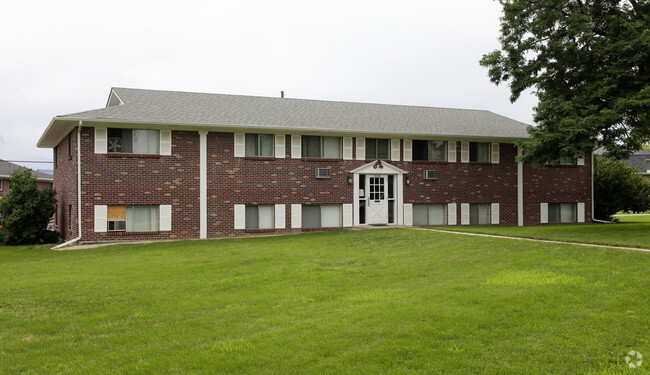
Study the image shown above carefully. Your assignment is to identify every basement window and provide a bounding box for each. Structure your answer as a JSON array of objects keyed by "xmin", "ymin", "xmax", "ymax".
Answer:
[
  {"xmin": 302, "ymin": 205, "xmax": 342, "ymax": 228},
  {"xmin": 245, "ymin": 205, "xmax": 274, "ymax": 229},
  {"xmin": 413, "ymin": 204, "xmax": 446, "ymax": 225},
  {"xmin": 548, "ymin": 203, "xmax": 576, "ymax": 223},
  {"xmin": 470, "ymin": 203, "xmax": 491, "ymax": 225},
  {"xmin": 108, "ymin": 129, "xmax": 159, "ymax": 154},
  {"xmin": 108, "ymin": 206, "xmax": 159, "ymax": 231}
]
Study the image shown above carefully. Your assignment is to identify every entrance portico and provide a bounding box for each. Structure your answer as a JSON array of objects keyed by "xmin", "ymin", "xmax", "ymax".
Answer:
[{"xmin": 351, "ymin": 161, "xmax": 407, "ymax": 226}]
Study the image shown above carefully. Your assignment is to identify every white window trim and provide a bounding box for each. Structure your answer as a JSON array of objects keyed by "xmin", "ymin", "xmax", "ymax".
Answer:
[
  {"xmin": 447, "ymin": 203, "xmax": 457, "ymax": 225},
  {"xmin": 291, "ymin": 204, "xmax": 302, "ymax": 228},
  {"xmin": 356, "ymin": 138, "xmax": 365, "ymax": 160},
  {"xmin": 275, "ymin": 204, "xmax": 286, "ymax": 229},
  {"xmin": 275, "ymin": 134, "xmax": 286, "ymax": 159},
  {"xmin": 291, "ymin": 135, "xmax": 301, "ymax": 159}
]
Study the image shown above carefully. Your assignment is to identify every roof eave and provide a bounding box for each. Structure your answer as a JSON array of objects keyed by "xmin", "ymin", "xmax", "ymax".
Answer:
[{"xmin": 39, "ymin": 116, "xmax": 530, "ymax": 144}]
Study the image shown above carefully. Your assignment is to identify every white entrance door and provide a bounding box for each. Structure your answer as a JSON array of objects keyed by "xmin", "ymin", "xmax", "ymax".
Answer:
[{"xmin": 366, "ymin": 175, "xmax": 388, "ymax": 224}]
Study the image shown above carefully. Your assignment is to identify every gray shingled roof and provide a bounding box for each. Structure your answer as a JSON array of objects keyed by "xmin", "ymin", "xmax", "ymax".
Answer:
[
  {"xmin": 39, "ymin": 87, "xmax": 530, "ymax": 148},
  {"xmin": 0, "ymin": 160, "xmax": 53, "ymax": 181}
]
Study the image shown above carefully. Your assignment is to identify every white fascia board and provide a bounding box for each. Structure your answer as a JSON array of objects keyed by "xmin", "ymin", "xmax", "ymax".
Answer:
[{"xmin": 39, "ymin": 117, "xmax": 529, "ymax": 149}]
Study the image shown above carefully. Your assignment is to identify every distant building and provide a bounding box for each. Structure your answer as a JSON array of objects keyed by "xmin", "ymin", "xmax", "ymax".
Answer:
[
  {"xmin": 0, "ymin": 160, "xmax": 54, "ymax": 198},
  {"xmin": 595, "ymin": 148, "xmax": 650, "ymax": 183}
]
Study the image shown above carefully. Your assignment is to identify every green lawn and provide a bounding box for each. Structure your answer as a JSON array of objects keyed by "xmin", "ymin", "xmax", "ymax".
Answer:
[
  {"xmin": 1, "ymin": 229, "xmax": 649, "ymax": 374},
  {"xmin": 431, "ymin": 215, "xmax": 650, "ymax": 249}
]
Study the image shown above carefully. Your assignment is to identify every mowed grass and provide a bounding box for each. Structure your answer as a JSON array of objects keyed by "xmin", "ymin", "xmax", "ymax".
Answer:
[
  {"xmin": 1, "ymin": 229, "xmax": 649, "ymax": 374},
  {"xmin": 431, "ymin": 215, "xmax": 650, "ymax": 249}
]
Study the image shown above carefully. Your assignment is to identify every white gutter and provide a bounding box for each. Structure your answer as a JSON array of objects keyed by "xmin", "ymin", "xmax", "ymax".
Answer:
[
  {"xmin": 52, "ymin": 121, "xmax": 84, "ymax": 249},
  {"xmin": 591, "ymin": 151, "xmax": 615, "ymax": 224}
]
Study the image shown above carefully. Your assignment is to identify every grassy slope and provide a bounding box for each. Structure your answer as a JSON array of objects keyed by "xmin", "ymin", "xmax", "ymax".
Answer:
[
  {"xmin": 1, "ymin": 229, "xmax": 649, "ymax": 374},
  {"xmin": 431, "ymin": 215, "xmax": 650, "ymax": 249}
]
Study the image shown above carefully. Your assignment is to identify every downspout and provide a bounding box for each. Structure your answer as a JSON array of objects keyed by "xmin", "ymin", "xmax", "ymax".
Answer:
[
  {"xmin": 52, "ymin": 121, "xmax": 84, "ymax": 249},
  {"xmin": 591, "ymin": 151, "xmax": 614, "ymax": 224}
]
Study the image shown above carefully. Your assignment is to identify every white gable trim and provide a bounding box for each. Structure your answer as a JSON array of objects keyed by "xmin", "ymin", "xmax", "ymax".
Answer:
[{"xmin": 350, "ymin": 160, "xmax": 408, "ymax": 175}]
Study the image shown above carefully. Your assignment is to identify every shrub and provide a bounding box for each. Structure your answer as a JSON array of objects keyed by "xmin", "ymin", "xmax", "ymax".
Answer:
[
  {"xmin": 594, "ymin": 157, "xmax": 650, "ymax": 221},
  {"xmin": 0, "ymin": 169, "xmax": 58, "ymax": 245}
]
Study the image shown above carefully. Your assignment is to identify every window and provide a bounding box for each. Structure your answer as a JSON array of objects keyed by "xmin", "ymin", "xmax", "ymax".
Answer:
[
  {"xmin": 108, "ymin": 206, "xmax": 159, "ymax": 231},
  {"xmin": 365, "ymin": 138, "xmax": 390, "ymax": 160},
  {"xmin": 68, "ymin": 205, "xmax": 73, "ymax": 232},
  {"xmin": 548, "ymin": 203, "xmax": 576, "ymax": 223},
  {"xmin": 469, "ymin": 142, "xmax": 490, "ymax": 162},
  {"xmin": 645, "ymin": 159, "xmax": 650, "ymax": 173},
  {"xmin": 108, "ymin": 129, "xmax": 159, "ymax": 154},
  {"xmin": 470, "ymin": 203, "xmax": 490, "ymax": 225},
  {"xmin": 413, "ymin": 140, "xmax": 447, "ymax": 161},
  {"xmin": 413, "ymin": 204, "xmax": 446, "ymax": 225},
  {"xmin": 68, "ymin": 133, "xmax": 73, "ymax": 159},
  {"xmin": 302, "ymin": 136, "xmax": 342, "ymax": 158},
  {"xmin": 302, "ymin": 205, "xmax": 342, "ymax": 228},
  {"xmin": 245, "ymin": 205, "xmax": 274, "ymax": 229},
  {"xmin": 245, "ymin": 134, "xmax": 274, "ymax": 157},
  {"xmin": 547, "ymin": 157, "xmax": 576, "ymax": 165}
]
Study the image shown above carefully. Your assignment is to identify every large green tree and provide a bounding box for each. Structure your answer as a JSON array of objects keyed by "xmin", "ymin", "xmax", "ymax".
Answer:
[
  {"xmin": 481, "ymin": 0, "xmax": 650, "ymax": 167},
  {"xmin": 0, "ymin": 169, "xmax": 58, "ymax": 245}
]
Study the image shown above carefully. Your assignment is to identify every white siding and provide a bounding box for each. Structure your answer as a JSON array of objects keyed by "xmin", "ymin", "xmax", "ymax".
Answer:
[
  {"xmin": 291, "ymin": 204, "xmax": 302, "ymax": 228},
  {"xmin": 342, "ymin": 204, "xmax": 353, "ymax": 227},
  {"xmin": 403, "ymin": 139, "xmax": 412, "ymax": 162},
  {"xmin": 343, "ymin": 137, "xmax": 353, "ymax": 160},
  {"xmin": 291, "ymin": 135, "xmax": 301, "ymax": 159},
  {"xmin": 448, "ymin": 141, "xmax": 457, "ymax": 163},
  {"xmin": 403, "ymin": 203, "xmax": 413, "ymax": 226},
  {"xmin": 94, "ymin": 205, "xmax": 107, "ymax": 233},
  {"xmin": 540, "ymin": 203, "xmax": 549, "ymax": 224},
  {"xmin": 491, "ymin": 143, "xmax": 500, "ymax": 164},
  {"xmin": 491, "ymin": 203, "xmax": 500, "ymax": 225},
  {"xmin": 234, "ymin": 133, "xmax": 245, "ymax": 157},
  {"xmin": 356, "ymin": 138, "xmax": 365, "ymax": 160},
  {"xmin": 447, "ymin": 203, "xmax": 457, "ymax": 225},
  {"xmin": 391, "ymin": 139, "xmax": 400, "ymax": 161},
  {"xmin": 160, "ymin": 130, "xmax": 172, "ymax": 156},
  {"xmin": 234, "ymin": 204, "xmax": 246, "ymax": 229},
  {"xmin": 461, "ymin": 142, "xmax": 469, "ymax": 163},
  {"xmin": 275, "ymin": 134, "xmax": 286, "ymax": 159},
  {"xmin": 159, "ymin": 205, "xmax": 172, "ymax": 231},
  {"xmin": 461, "ymin": 203, "xmax": 470, "ymax": 225},
  {"xmin": 275, "ymin": 204, "xmax": 286, "ymax": 229},
  {"xmin": 94, "ymin": 127, "xmax": 107, "ymax": 154},
  {"xmin": 577, "ymin": 202, "xmax": 585, "ymax": 223}
]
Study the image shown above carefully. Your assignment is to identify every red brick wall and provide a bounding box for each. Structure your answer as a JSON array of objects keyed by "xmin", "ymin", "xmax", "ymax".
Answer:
[
  {"xmin": 53, "ymin": 129, "xmax": 79, "ymax": 240},
  {"xmin": 53, "ymin": 128, "xmax": 592, "ymax": 243},
  {"xmin": 522, "ymin": 159, "xmax": 592, "ymax": 225},
  {"xmin": 0, "ymin": 178, "xmax": 52, "ymax": 198}
]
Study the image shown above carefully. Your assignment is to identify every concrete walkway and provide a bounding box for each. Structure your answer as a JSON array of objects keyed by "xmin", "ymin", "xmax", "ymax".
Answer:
[{"xmin": 412, "ymin": 228, "xmax": 650, "ymax": 253}]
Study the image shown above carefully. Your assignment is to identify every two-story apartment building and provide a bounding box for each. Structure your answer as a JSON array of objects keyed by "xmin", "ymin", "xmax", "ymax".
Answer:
[{"xmin": 37, "ymin": 88, "xmax": 592, "ymax": 244}]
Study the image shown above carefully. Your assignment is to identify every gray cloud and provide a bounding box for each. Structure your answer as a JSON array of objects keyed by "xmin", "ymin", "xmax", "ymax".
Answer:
[{"xmin": 0, "ymin": 0, "xmax": 535, "ymax": 170}]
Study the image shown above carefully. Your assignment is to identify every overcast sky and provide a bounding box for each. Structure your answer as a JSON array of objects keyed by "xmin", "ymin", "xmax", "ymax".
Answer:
[{"xmin": 0, "ymin": 0, "xmax": 537, "ymax": 171}]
